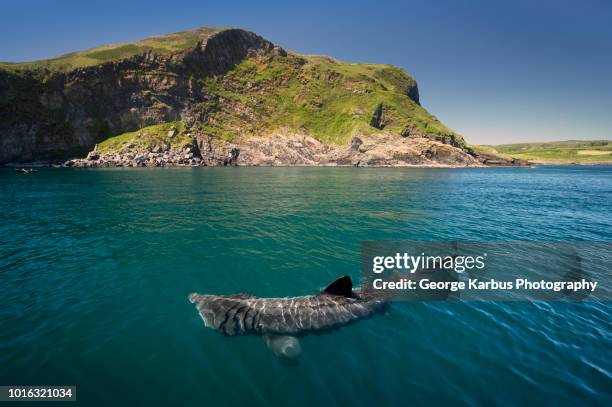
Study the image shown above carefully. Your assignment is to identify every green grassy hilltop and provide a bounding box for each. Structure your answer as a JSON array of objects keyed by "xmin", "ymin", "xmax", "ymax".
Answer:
[
  {"xmin": 473, "ymin": 140, "xmax": 612, "ymax": 163},
  {"xmin": 193, "ymin": 53, "xmax": 459, "ymax": 146},
  {"xmin": 0, "ymin": 27, "xmax": 222, "ymax": 72}
]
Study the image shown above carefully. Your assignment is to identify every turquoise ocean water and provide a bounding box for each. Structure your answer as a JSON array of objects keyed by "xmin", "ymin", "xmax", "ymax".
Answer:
[{"xmin": 0, "ymin": 166, "xmax": 610, "ymax": 406}]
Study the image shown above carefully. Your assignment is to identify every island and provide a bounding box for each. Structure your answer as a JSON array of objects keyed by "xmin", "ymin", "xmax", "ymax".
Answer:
[{"xmin": 0, "ymin": 27, "xmax": 526, "ymax": 167}]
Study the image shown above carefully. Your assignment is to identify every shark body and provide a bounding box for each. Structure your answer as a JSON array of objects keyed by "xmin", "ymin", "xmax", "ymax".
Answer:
[{"xmin": 188, "ymin": 276, "xmax": 388, "ymax": 357}]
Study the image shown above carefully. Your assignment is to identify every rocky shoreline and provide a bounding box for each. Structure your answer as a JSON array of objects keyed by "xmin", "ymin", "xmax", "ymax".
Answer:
[{"xmin": 53, "ymin": 133, "xmax": 527, "ymax": 168}]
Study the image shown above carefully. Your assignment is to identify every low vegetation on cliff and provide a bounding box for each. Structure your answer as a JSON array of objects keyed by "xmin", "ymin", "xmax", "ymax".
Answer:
[
  {"xmin": 96, "ymin": 122, "xmax": 192, "ymax": 154},
  {"xmin": 193, "ymin": 53, "xmax": 461, "ymax": 147}
]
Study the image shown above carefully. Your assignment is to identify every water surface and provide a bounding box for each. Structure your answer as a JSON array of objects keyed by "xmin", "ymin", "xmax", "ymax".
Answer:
[{"xmin": 0, "ymin": 166, "xmax": 610, "ymax": 406}]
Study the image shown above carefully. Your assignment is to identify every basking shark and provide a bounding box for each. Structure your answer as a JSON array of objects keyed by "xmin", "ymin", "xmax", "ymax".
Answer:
[{"xmin": 188, "ymin": 276, "xmax": 388, "ymax": 358}]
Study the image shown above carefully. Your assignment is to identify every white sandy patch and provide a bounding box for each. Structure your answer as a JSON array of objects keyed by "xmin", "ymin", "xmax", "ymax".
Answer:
[{"xmin": 576, "ymin": 150, "xmax": 612, "ymax": 156}]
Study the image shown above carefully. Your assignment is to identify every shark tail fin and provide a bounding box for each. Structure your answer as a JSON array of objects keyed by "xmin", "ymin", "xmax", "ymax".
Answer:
[{"xmin": 322, "ymin": 275, "xmax": 353, "ymax": 297}]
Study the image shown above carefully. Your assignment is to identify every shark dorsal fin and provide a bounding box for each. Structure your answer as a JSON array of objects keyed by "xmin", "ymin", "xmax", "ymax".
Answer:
[{"xmin": 322, "ymin": 275, "xmax": 353, "ymax": 297}]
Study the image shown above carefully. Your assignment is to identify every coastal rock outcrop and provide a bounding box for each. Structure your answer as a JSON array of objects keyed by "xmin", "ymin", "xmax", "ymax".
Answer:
[{"xmin": 63, "ymin": 129, "xmax": 498, "ymax": 168}]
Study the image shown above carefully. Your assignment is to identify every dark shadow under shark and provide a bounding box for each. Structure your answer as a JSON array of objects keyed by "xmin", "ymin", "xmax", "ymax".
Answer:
[{"xmin": 189, "ymin": 275, "xmax": 389, "ymax": 358}]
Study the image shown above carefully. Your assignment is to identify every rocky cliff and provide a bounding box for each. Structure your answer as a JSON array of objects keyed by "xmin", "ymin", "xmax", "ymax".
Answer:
[{"xmin": 0, "ymin": 27, "xmax": 522, "ymax": 166}]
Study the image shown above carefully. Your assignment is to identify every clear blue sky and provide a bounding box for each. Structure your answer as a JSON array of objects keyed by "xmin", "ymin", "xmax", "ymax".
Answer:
[{"xmin": 1, "ymin": 0, "xmax": 610, "ymax": 144}]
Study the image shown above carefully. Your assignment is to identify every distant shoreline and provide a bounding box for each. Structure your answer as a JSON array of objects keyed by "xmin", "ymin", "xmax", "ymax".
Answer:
[
  {"xmin": 527, "ymin": 160, "xmax": 612, "ymax": 166},
  {"xmin": 5, "ymin": 161, "xmax": 610, "ymax": 169},
  {"xmin": 472, "ymin": 140, "xmax": 612, "ymax": 166}
]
